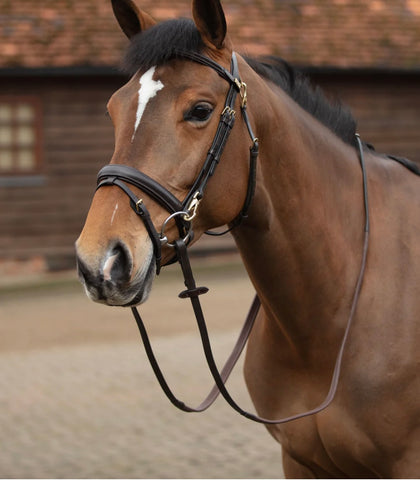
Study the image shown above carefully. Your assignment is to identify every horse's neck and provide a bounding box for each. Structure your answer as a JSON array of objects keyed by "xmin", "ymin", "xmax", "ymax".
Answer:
[{"xmin": 233, "ymin": 88, "xmax": 365, "ymax": 357}]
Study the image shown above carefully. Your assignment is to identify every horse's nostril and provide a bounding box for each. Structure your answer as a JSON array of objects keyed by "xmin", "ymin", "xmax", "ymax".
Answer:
[
  {"xmin": 76, "ymin": 242, "xmax": 132, "ymax": 290},
  {"xmin": 105, "ymin": 243, "xmax": 132, "ymax": 285}
]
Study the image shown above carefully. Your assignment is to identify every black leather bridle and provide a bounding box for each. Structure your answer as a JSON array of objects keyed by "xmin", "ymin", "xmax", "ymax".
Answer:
[
  {"xmin": 97, "ymin": 51, "xmax": 259, "ymax": 275},
  {"xmin": 94, "ymin": 51, "xmax": 370, "ymax": 424}
]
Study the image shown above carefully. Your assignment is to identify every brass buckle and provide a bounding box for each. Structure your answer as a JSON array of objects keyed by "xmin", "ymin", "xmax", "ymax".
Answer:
[
  {"xmin": 221, "ymin": 106, "xmax": 236, "ymax": 118},
  {"xmin": 183, "ymin": 192, "xmax": 201, "ymax": 222},
  {"xmin": 234, "ymin": 79, "xmax": 247, "ymax": 108},
  {"xmin": 239, "ymin": 81, "xmax": 247, "ymax": 108}
]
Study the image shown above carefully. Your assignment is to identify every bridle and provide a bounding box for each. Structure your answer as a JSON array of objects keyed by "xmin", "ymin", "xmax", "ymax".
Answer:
[
  {"xmin": 95, "ymin": 51, "xmax": 370, "ymax": 424},
  {"xmin": 97, "ymin": 51, "xmax": 259, "ymax": 275}
]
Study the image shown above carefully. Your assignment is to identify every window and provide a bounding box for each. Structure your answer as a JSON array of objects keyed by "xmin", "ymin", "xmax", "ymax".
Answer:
[{"xmin": 0, "ymin": 97, "xmax": 43, "ymax": 175}]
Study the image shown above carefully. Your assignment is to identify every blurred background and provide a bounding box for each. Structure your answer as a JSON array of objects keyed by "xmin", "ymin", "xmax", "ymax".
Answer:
[{"xmin": 0, "ymin": 0, "xmax": 420, "ymax": 478}]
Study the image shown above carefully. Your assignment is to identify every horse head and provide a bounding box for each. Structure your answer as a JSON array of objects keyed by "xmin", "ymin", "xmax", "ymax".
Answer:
[{"xmin": 75, "ymin": 0, "xmax": 256, "ymax": 306}]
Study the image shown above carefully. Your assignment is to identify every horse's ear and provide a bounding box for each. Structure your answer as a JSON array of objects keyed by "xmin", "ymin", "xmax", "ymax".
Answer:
[
  {"xmin": 192, "ymin": 0, "xmax": 229, "ymax": 50},
  {"xmin": 111, "ymin": 0, "xmax": 156, "ymax": 39}
]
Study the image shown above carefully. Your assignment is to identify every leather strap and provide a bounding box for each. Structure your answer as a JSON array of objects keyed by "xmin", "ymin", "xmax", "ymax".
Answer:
[
  {"xmin": 96, "ymin": 175, "xmax": 165, "ymax": 274},
  {"xmin": 131, "ymin": 286, "xmax": 260, "ymax": 413},
  {"xmin": 181, "ymin": 53, "xmax": 241, "ymax": 210},
  {"xmin": 175, "ymin": 50, "xmax": 241, "ymax": 88},
  {"xmin": 97, "ymin": 164, "xmax": 183, "ymax": 214}
]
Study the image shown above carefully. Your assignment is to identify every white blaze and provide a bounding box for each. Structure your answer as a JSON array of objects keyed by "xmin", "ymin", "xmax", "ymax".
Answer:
[
  {"xmin": 110, "ymin": 202, "xmax": 118, "ymax": 226},
  {"xmin": 132, "ymin": 66, "xmax": 164, "ymax": 141}
]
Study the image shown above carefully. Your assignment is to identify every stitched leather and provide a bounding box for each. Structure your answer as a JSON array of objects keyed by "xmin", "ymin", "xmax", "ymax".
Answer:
[
  {"xmin": 96, "ymin": 175, "xmax": 164, "ymax": 274},
  {"xmin": 98, "ymin": 164, "xmax": 183, "ymax": 214}
]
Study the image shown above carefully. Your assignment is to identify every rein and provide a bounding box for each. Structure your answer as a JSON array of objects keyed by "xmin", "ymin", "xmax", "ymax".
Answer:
[{"xmin": 95, "ymin": 52, "xmax": 370, "ymax": 424}]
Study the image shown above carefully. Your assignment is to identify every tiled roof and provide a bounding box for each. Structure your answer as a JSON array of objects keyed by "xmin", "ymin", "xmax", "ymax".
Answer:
[{"xmin": 1, "ymin": 0, "xmax": 420, "ymax": 70}]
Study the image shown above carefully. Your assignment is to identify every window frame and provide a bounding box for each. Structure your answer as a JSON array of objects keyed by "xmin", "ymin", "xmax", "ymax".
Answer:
[{"xmin": 0, "ymin": 95, "xmax": 44, "ymax": 176}]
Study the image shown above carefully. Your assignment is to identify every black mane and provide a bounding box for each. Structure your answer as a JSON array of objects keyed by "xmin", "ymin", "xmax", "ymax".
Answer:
[
  {"xmin": 245, "ymin": 56, "xmax": 357, "ymax": 145},
  {"xmin": 124, "ymin": 18, "xmax": 357, "ymax": 145}
]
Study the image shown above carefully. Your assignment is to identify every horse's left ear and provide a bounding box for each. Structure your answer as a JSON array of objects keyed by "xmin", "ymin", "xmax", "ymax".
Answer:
[
  {"xmin": 192, "ymin": 0, "xmax": 230, "ymax": 50},
  {"xmin": 111, "ymin": 0, "xmax": 156, "ymax": 39}
]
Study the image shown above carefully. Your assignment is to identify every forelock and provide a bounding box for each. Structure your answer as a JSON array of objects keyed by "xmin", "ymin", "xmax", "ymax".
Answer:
[{"xmin": 123, "ymin": 18, "xmax": 205, "ymax": 75}]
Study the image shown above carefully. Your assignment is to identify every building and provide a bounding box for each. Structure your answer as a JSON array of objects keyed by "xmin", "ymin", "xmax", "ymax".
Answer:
[{"xmin": 1, "ymin": 0, "xmax": 419, "ymax": 271}]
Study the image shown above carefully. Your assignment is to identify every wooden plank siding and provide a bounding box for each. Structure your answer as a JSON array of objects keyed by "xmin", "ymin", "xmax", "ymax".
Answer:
[
  {"xmin": 0, "ymin": 75, "xmax": 123, "ymax": 269},
  {"xmin": 314, "ymin": 72, "xmax": 420, "ymax": 163},
  {"xmin": 0, "ymin": 71, "xmax": 419, "ymax": 269}
]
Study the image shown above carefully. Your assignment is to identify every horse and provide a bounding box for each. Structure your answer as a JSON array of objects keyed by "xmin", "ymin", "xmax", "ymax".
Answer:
[{"xmin": 75, "ymin": 0, "xmax": 420, "ymax": 477}]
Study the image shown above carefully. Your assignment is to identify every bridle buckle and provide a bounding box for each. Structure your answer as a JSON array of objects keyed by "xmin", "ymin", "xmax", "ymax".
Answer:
[
  {"xmin": 183, "ymin": 192, "xmax": 201, "ymax": 222},
  {"xmin": 239, "ymin": 81, "xmax": 247, "ymax": 108},
  {"xmin": 135, "ymin": 198, "xmax": 144, "ymax": 213},
  {"xmin": 234, "ymin": 78, "xmax": 247, "ymax": 108}
]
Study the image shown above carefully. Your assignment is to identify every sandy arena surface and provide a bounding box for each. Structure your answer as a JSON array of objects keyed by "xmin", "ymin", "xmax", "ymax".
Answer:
[{"xmin": 0, "ymin": 258, "xmax": 285, "ymax": 478}]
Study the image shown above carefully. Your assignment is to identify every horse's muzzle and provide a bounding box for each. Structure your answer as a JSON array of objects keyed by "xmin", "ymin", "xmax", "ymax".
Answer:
[{"xmin": 75, "ymin": 240, "xmax": 155, "ymax": 306}]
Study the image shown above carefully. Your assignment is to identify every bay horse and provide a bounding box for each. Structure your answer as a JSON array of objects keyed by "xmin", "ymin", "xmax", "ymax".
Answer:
[{"xmin": 75, "ymin": 0, "xmax": 420, "ymax": 477}]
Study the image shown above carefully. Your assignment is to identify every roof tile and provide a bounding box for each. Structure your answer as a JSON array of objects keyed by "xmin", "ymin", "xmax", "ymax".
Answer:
[{"xmin": 1, "ymin": 0, "xmax": 420, "ymax": 70}]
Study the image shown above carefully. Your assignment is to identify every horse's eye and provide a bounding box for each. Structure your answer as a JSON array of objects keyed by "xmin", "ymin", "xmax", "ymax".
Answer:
[{"xmin": 184, "ymin": 103, "xmax": 214, "ymax": 123}]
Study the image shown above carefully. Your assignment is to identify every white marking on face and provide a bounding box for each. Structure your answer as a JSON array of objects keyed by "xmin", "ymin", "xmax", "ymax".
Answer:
[
  {"xmin": 110, "ymin": 202, "xmax": 119, "ymax": 226},
  {"xmin": 132, "ymin": 66, "xmax": 164, "ymax": 141}
]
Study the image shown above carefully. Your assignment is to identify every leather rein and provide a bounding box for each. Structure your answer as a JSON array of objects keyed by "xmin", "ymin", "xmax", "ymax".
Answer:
[{"xmin": 96, "ymin": 51, "xmax": 370, "ymax": 424}]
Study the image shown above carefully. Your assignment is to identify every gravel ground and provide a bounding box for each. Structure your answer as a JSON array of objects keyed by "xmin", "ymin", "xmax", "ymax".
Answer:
[{"xmin": 0, "ymin": 259, "xmax": 285, "ymax": 478}]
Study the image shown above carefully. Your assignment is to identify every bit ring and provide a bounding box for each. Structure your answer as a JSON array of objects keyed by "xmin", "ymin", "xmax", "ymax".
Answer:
[{"xmin": 160, "ymin": 211, "xmax": 193, "ymax": 247}]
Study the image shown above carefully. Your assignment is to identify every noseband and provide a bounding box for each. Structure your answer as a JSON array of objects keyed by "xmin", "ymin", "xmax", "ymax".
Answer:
[
  {"xmin": 94, "ymin": 52, "xmax": 371, "ymax": 424},
  {"xmin": 96, "ymin": 51, "xmax": 259, "ymax": 274}
]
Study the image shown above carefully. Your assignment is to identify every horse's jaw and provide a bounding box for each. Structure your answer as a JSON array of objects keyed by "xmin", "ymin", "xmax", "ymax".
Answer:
[{"xmin": 75, "ymin": 238, "xmax": 156, "ymax": 307}]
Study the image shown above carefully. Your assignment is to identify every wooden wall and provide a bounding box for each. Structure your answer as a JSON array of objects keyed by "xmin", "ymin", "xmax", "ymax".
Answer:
[
  {"xmin": 313, "ymin": 71, "xmax": 420, "ymax": 163},
  {"xmin": 0, "ymin": 74, "xmax": 124, "ymax": 269},
  {"xmin": 0, "ymin": 71, "xmax": 419, "ymax": 269}
]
